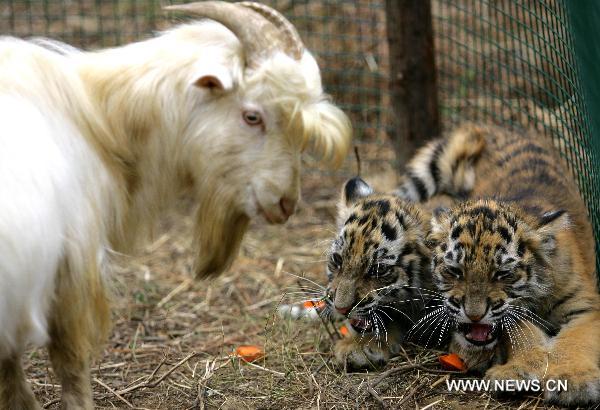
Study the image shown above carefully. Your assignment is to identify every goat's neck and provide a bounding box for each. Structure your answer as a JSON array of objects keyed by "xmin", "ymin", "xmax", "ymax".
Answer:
[{"xmin": 77, "ymin": 49, "xmax": 189, "ymax": 250}]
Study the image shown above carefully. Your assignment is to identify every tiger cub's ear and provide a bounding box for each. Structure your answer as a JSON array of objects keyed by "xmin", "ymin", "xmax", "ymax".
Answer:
[
  {"xmin": 342, "ymin": 177, "xmax": 373, "ymax": 206},
  {"xmin": 337, "ymin": 177, "xmax": 373, "ymax": 225},
  {"xmin": 539, "ymin": 210, "xmax": 567, "ymax": 227},
  {"xmin": 536, "ymin": 210, "xmax": 569, "ymax": 253},
  {"xmin": 429, "ymin": 206, "xmax": 450, "ymax": 239}
]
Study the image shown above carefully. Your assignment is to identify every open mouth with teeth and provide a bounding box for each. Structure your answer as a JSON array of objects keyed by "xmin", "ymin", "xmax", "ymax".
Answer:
[
  {"xmin": 349, "ymin": 318, "xmax": 373, "ymax": 333},
  {"xmin": 458, "ymin": 323, "xmax": 499, "ymax": 346}
]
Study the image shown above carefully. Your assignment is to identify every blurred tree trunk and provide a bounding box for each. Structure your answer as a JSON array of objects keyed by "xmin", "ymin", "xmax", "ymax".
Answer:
[{"xmin": 386, "ymin": 0, "xmax": 440, "ymax": 171}]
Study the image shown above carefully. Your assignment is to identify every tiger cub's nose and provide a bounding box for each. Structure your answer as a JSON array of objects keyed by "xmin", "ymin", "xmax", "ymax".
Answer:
[
  {"xmin": 466, "ymin": 313, "xmax": 484, "ymax": 322},
  {"xmin": 335, "ymin": 305, "xmax": 351, "ymax": 315}
]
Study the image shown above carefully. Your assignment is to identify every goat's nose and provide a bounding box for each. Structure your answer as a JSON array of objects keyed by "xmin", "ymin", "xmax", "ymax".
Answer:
[
  {"xmin": 335, "ymin": 305, "xmax": 351, "ymax": 315},
  {"xmin": 279, "ymin": 197, "xmax": 296, "ymax": 219}
]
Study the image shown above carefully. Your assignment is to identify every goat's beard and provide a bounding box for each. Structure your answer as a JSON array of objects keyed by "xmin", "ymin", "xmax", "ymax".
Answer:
[{"xmin": 193, "ymin": 185, "xmax": 250, "ymax": 279}]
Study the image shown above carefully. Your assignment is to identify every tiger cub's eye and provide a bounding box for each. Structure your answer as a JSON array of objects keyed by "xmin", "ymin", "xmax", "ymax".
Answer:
[
  {"xmin": 368, "ymin": 264, "xmax": 391, "ymax": 277},
  {"xmin": 446, "ymin": 266, "xmax": 463, "ymax": 278},
  {"xmin": 494, "ymin": 270, "xmax": 514, "ymax": 281},
  {"xmin": 329, "ymin": 253, "xmax": 342, "ymax": 271}
]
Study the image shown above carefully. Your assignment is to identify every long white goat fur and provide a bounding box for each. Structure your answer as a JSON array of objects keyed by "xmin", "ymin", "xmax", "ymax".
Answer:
[{"xmin": 0, "ymin": 21, "xmax": 350, "ymax": 359}]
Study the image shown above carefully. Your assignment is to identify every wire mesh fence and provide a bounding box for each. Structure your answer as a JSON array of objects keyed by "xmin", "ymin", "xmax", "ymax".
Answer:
[
  {"xmin": 432, "ymin": 0, "xmax": 600, "ymax": 278},
  {"xmin": 0, "ymin": 0, "xmax": 392, "ymax": 144},
  {"xmin": 2, "ymin": 0, "xmax": 599, "ymax": 276}
]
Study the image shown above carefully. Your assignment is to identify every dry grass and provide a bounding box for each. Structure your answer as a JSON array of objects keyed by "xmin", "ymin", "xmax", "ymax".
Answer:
[{"xmin": 21, "ymin": 145, "xmax": 562, "ymax": 410}]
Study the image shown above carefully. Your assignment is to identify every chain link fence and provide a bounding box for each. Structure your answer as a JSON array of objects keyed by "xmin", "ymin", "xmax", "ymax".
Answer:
[{"xmin": 2, "ymin": 0, "xmax": 599, "ymax": 276}]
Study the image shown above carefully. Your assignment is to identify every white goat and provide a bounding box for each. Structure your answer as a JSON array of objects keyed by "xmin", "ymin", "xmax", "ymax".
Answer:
[{"xmin": 0, "ymin": 2, "xmax": 351, "ymax": 408}]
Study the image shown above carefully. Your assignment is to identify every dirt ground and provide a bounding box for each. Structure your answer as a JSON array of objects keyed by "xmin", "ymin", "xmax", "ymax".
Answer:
[{"xmin": 21, "ymin": 148, "xmax": 565, "ymax": 410}]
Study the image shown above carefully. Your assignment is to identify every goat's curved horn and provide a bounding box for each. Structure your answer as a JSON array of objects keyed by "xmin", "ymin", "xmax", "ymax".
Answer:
[
  {"xmin": 164, "ymin": 1, "xmax": 286, "ymax": 67},
  {"xmin": 237, "ymin": 2, "xmax": 304, "ymax": 60}
]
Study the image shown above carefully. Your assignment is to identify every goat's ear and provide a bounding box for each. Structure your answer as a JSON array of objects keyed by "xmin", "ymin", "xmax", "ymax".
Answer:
[
  {"xmin": 194, "ymin": 75, "xmax": 225, "ymax": 90},
  {"xmin": 191, "ymin": 64, "xmax": 234, "ymax": 94}
]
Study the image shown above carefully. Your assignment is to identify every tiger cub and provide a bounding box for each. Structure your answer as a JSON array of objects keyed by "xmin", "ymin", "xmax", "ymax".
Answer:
[
  {"xmin": 403, "ymin": 124, "xmax": 600, "ymax": 406},
  {"xmin": 325, "ymin": 178, "xmax": 430, "ymax": 369},
  {"xmin": 325, "ymin": 130, "xmax": 485, "ymax": 370}
]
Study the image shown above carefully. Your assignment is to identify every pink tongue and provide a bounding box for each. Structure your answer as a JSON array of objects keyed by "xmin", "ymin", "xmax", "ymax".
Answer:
[
  {"xmin": 350, "ymin": 318, "xmax": 369, "ymax": 330},
  {"xmin": 467, "ymin": 324, "xmax": 492, "ymax": 342}
]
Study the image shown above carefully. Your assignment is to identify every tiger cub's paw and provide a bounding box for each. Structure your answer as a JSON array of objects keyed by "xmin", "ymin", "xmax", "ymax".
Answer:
[
  {"xmin": 543, "ymin": 365, "xmax": 600, "ymax": 406},
  {"xmin": 334, "ymin": 337, "xmax": 390, "ymax": 371},
  {"xmin": 485, "ymin": 351, "xmax": 546, "ymax": 382},
  {"xmin": 484, "ymin": 362, "xmax": 540, "ymax": 389}
]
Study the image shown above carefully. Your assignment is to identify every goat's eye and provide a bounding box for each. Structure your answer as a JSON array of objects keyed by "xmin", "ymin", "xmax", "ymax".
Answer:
[{"xmin": 243, "ymin": 110, "xmax": 263, "ymax": 126}]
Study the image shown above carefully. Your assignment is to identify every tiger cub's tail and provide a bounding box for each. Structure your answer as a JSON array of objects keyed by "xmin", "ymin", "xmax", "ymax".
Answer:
[{"xmin": 396, "ymin": 124, "xmax": 486, "ymax": 202}]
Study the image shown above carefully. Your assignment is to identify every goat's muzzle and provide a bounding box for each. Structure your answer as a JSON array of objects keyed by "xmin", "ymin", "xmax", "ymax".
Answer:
[
  {"xmin": 257, "ymin": 195, "xmax": 296, "ymax": 224},
  {"xmin": 279, "ymin": 197, "xmax": 296, "ymax": 219}
]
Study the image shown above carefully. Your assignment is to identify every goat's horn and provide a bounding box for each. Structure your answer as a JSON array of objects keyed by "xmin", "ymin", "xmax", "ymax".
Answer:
[
  {"xmin": 237, "ymin": 1, "xmax": 304, "ymax": 60},
  {"xmin": 164, "ymin": 1, "xmax": 285, "ymax": 67}
]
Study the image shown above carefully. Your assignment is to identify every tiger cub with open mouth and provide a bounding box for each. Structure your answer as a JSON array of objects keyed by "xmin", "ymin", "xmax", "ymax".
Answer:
[{"xmin": 404, "ymin": 124, "xmax": 600, "ymax": 406}]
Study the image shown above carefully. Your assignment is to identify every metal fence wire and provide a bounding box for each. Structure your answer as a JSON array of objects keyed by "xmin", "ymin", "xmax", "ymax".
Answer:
[{"xmin": 2, "ymin": 0, "xmax": 599, "ymax": 278}]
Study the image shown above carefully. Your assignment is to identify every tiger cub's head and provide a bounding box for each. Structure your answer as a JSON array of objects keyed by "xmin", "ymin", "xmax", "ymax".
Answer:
[
  {"xmin": 326, "ymin": 177, "xmax": 431, "ymax": 336},
  {"xmin": 429, "ymin": 199, "xmax": 567, "ymax": 351}
]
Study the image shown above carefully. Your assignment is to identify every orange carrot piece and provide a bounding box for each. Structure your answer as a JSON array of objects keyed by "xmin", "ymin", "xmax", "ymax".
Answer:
[
  {"xmin": 303, "ymin": 300, "xmax": 315, "ymax": 308},
  {"xmin": 339, "ymin": 325, "xmax": 349, "ymax": 337},
  {"xmin": 303, "ymin": 300, "xmax": 326, "ymax": 310},
  {"xmin": 438, "ymin": 353, "xmax": 467, "ymax": 371},
  {"xmin": 234, "ymin": 345, "xmax": 264, "ymax": 363}
]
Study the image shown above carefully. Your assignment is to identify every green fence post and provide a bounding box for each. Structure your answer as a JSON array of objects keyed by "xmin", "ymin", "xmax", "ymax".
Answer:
[{"xmin": 566, "ymin": 1, "xmax": 600, "ymax": 284}]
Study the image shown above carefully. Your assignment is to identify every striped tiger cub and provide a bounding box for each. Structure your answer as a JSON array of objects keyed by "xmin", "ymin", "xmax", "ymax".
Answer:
[{"xmin": 402, "ymin": 124, "xmax": 600, "ymax": 406}]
